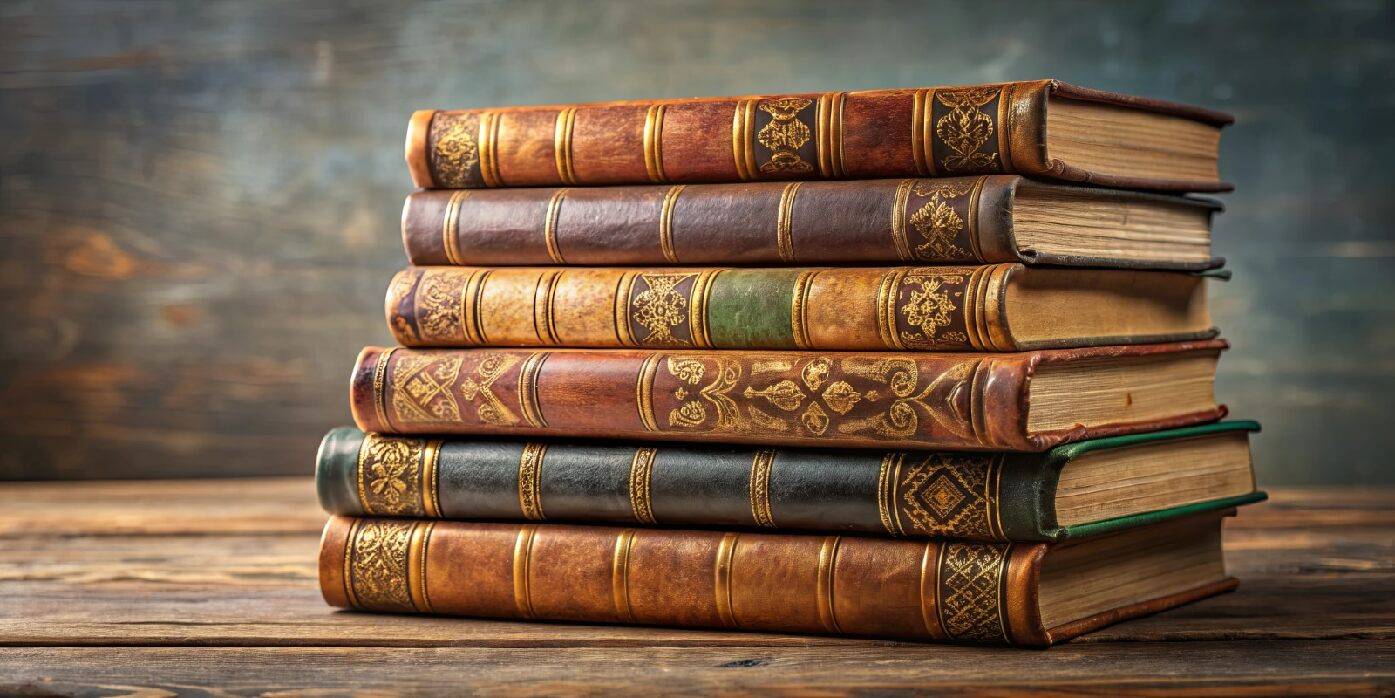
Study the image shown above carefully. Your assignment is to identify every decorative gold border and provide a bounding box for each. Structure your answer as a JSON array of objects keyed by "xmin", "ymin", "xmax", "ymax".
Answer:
[
  {"xmin": 789, "ymin": 269, "xmax": 817, "ymax": 350},
  {"xmin": 478, "ymin": 111, "xmax": 503, "ymax": 188},
  {"xmin": 612, "ymin": 529, "xmax": 637, "ymax": 621},
  {"xmin": 714, "ymin": 532, "xmax": 740, "ymax": 628},
  {"xmin": 628, "ymin": 447, "xmax": 658, "ymax": 524},
  {"xmin": 518, "ymin": 353, "xmax": 549, "ymax": 429},
  {"xmin": 935, "ymin": 542, "xmax": 1011, "ymax": 643},
  {"xmin": 532, "ymin": 270, "xmax": 563, "ymax": 345},
  {"xmin": 748, "ymin": 449, "xmax": 776, "ymax": 528},
  {"xmin": 517, "ymin": 443, "xmax": 547, "ymax": 521},
  {"xmin": 543, "ymin": 188, "xmax": 569, "ymax": 264},
  {"xmin": 658, "ymin": 184, "xmax": 685, "ymax": 264},
  {"xmin": 553, "ymin": 107, "xmax": 578, "ymax": 185},
  {"xmin": 775, "ymin": 181, "xmax": 803, "ymax": 262},
  {"xmin": 688, "ymin": 270, "xmax": 718, "ymax": 348},
  {"xmin": 889, "ymin": 178, "xmax": 917, "ymax": 262},
  {"xmin": 816, "ymin": 536, "xmax": 842, "ymax": 633},
  {"xmin": 372, "ymin": 347, "xmax": 397, "ymax": 432},
  {"xmin": 441, "ymin": 190, "xmax": 468, "ymax": 265},
  {"xmin": 643, "ymin": 104, "xmax": 667, "ymax": 183},
  {"xmin": 635, "ymin": 353, "xmax": 662, "ymax": 431},
  {"xmin": 512, "ymin": 525, "xmax": 538, "ymax": 618}
]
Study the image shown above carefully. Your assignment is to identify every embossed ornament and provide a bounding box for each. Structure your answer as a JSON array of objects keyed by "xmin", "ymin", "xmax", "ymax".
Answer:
[
  {"xmin": 431, "ymin": 114, "xmax": 480, "ymax": 187},
  {"xmin": 908, "ymin": 180, "xmax": 973, "ymax": 260},
  {"xmin": 349, "ymin": 520, "xmax": 415, "ymax": 611},
  {"xmin": 757, "ymin": 98, "xmax": 814, "ymax": 175},
  {"xmin": 935, "ymin": 88, "xmax": 999, "ymax": 172},
  {"xmin": 631, "ymin": 274, "xmax": 692, "ymax": 346}
]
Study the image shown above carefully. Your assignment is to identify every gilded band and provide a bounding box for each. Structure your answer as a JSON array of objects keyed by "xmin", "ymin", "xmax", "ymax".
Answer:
[
  {"xmin": 789, "ymin": 269, "xmax": 816, "ymax": 350},
  {"xmin": 816, "ymin": 92, "xmax": 846, "ymax": 178},
  {"xmin": 517, "ymin": 443, "xmax": 547, "ymax": 521},
  {"xmin": 995, "ymin": 86, "xmax": 1013, "ymax": 172},
  {"xmin": 512, "ymin": 525, "xmax": 538, "ymax": 618},
  {"xmin": 342, "ymin": 518, "xmax": 361, "ymax": 608},
  {"xmin": 612, "ymin": 529, "xmax": 637, "ymax": 621},
  {"xmin": 532, "ymin": 270, "xmax": 563, "ymax": 345},
  {"xmin": 408, "ymin": 521, "xmax": 435, "ymax": 612},
  {"xmin": 911, "ymin": 89, "xmax": 929, "ymax": 176},
  {"xmin": 614, "ymin": 272, "xmax": 639, "ymax": 347},
  {"xmin": 775, "ymin": 181, "xmax": 802, "ymax": 262},
  {"xmin": 518, "ymin": 353, "xmax": 549, "ymax": 429},
  {"xmin": 964, "ymin": 175, "xmax": 987, "ymax": 261},
  {"xmin": 553, "ymin": 107, "xmax": 578, "ymax": 185},
  {"xmin": 478, "ymin": 111, "xmax": 503, "ymax": 188},
  {"xmin": 628, "ymin": 447, "xmax": 658, "ymax": 524},
  {"xmin": 658, "ymin": 185, "xmax": 685, "ymax": 263},
  {"xmin": 441, "ymin": 190, "xmax": 468, "ymax": 265},
  {"xmin": 731, "ymin": 99, "xmax": 758, "ymax": 181},
  {"xmin": 889, "ymin": 179, "xmax": 917, "ymax": 262},
  {"xmin": 643, "ymin": 104, "xmax": 667, "ymax": 183},
  {"xmin": 688, "ymin": 270, "xmax": 718, "ymax": 348},
  {"xmin": 748, "ymin": 450, "xmax": 776, "ymax": 528},
  {"xmin": 543, "ymin": 188, "xmax": 568, "ymax": 264},
  {"xmin": 714, "ymin": 532, "xmax": 740, "ymax": 628},
  {"xmin": 816, "ymin": 536, "xmax": 842, "ymax": 633},
  {"xmin": 918, "ymin": 542, "xmax": 940, "ymax": 638},
  {"xmin": 874, "ymin": 269, "xmax": 903, "ymax": 350},
  {"xmin": 459, "ymin": 269, "xmax": 490, "ymax": 346},
  {"xmin": 876, "ymin": 451, "xmax": 905, "ymax": 536},
  {"xmin": 372, "ymin": 347, "xmax": 397, "ymax": 432},
  {"xmin": 422, "ymin": 440, "xmax": 441, "ymax": 517},
  {"xmin": 636, "ymin": 353, "xmax": 662, "ymax": 431}
]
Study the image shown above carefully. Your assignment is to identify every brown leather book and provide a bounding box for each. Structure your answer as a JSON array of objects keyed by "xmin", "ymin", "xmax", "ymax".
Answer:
[
  {"xmin": 319, "ymin": 510, "xmax": 1238, "ymax": 646},
  {"xmin": 349, "ymin": 340, "xmax": 1227, "ymax": 452},
  {"xmin": 406, "ymin": 80, "xmax": 1232, "ymax": 193},
  {"xmin": 402, "ymin": 176, "xmax": 1222, "ymax": 269},
  {"xmin": 386, "ymin": 264, "xmax": 1215, "ymax": 352}
]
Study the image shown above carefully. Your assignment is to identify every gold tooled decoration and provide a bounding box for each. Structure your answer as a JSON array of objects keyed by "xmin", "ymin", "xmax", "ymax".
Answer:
[
  {"xmin": 413, "ymin": 270, "xmax": 467, "ymax": 343},
  {"xmin": 628, "ymin": 448, "xmax": 658, "ymax": 524},
  {"xmin": 898, "ymin": 271, "xmax": 967, "ymax": 349},
  {"xmin": 908, "ymin": 180, "xmax": 974, "ymax": 260},
  {"xmin": 357, "ymin": 433, "xmax": 430, "ymax": 517},
  {"xmin": 347, "ymin": 519, "xmax": 416, "ymax": 612},
  {"xmin": 430, "ymin": 113, "xmax": 479, "ymax": 188},
  {"xmin": 631, "ymin": 274, "xmax": 694, "ymax": 346},
  {"xmin": 517, "ymin": 443, "xmax": 547, "ymax": 520},
  {"xmin": 391, "ymin": 352, "xmax": 521, "ymax": 426},
  {"xmin": 896, "ymin": 453, "xmax": 1001, "ymax": 539},
  {"xmin": 935, "ymin": 89, "xmax": 999, "ymax": 173},
  {"xmin": 757, "ymin": 98, "xmax": 815, "ymax": 175},
  {"xmin": 748, "ymin": 450, "xmax": 776, "ymax": 527},
  {"xmin": 938, "ymin": 542, "xmax": 1011, "ymax": 643}
]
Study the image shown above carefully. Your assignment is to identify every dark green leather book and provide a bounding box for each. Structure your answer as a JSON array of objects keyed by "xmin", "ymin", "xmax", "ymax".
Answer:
[{"xmin": 316, "ymin": 421, "xmax": 1264, "ymax": 543}]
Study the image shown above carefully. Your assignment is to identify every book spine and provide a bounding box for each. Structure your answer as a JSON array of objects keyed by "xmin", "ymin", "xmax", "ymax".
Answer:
[
  {"xmin": 317, "ymin": 428, "xmax": 1054, "ymax": 541},
  {"xmin": 319, "ymin": 516, "xmax": 1054, "ymax": 645},
  {"xmin": 386, "ymin": 264, "xmax": 1024, "ymax": 352},
  {"xmin": 401, "ymin": 176, "xmax": 1020, "ymax": 267},
  {"xmin": 348, "ymin": 345, "xmax": 1040, "ymax": 451},
  {"xmin": 406, "ymin": 82, "xmax": 1056, "ymax": 190}
]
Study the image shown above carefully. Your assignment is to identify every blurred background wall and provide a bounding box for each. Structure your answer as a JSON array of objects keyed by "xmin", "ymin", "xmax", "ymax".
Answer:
[{"xmin": 2, "ymin": 0, "xmax": 1391, "ymax": 482}]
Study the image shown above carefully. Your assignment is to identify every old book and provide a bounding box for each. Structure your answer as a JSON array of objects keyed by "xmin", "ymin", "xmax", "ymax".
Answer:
[
  {"xmin": 317, "ymin": 421, "xmax": 1264, "ymax": 542},
  {"xmin": 403, "ymin": 176, "xmax": 1222, "ymax": 269},
  {"xmin": 320, "ymin": 510, "xmax": 1239, "ymax": 646},
  {"xmin": 349, "ymin": 340, "xmax": 1227, "ymax": 452},
  {"xmin": 386, "ymin": 264, "xmax": 1215, "ymax": 352},
  {"xmin": 406, "ymin": 80, "xmax": 1232, "ymax": 193}
]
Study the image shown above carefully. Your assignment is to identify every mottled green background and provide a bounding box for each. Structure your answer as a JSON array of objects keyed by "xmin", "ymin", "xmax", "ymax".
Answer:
[{"xmin": 2, "ymin": 0, "xmax": 1391, "ymax": 482}]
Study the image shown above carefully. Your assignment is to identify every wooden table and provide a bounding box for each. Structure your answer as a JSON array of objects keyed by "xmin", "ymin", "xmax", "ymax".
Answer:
[{"xmin": 2, "ymin": 480, "xmax": 1391, "ymax": 695}]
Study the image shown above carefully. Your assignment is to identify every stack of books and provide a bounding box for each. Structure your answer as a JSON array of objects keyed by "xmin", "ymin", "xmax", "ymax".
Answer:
[{"xmin": 315, "ymin": 79, "xmax": 1265, "ymax": 647}]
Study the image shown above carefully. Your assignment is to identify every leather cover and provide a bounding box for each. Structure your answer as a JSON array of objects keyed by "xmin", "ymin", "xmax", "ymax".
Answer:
[
  {"xmin": 316, "ymin": 421, "xmax": 1265, "ymax": 542},
  {"xmin": 401, "ymin": 175, "xmax": 1224, "ymax": 269},
  {"xmin": 318, "ymin": 514, "xmax": 1239, "ymax": 646},
  {"xmin": 384, "ymin": 263, "xmax": 1215, "ymax": 352},
  {"xmin": 348, "ymin": 340, "xmax": 1228, "ymax": 452},
  {"xmin": 405, "ymin": 80, "xmax": 1233, "ymax": 193}
]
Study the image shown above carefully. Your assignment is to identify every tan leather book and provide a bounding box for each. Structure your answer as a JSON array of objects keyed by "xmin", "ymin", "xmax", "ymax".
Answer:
[
  {"xmin": 406, "ymin": 80, "xmax": 1232, "ymax": 193},
  {"xmin": 349, "ymin": 340, "xmax": 1228, "ymax": 452},
  {"xmin": 403, "ymin": 176, "xmax": 1222, "ymax": 269},
  {"xmin": 319, "ymin": 511, "xmax": 1240, "ymax": 646},
  {"xmin": 386, "ymin": 264, "xmax": 1215, "ymax": 352}
]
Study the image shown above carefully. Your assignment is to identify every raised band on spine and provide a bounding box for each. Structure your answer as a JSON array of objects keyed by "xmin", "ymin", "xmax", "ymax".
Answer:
[
  {"xmin": 553, "ymin": 107, "xmax": 577, "ymax": 185},
  {"xmin": 816, "ymin": 536, "xmax": 843, "ymax": 633},
  {"xmin": 371, "ymin": 347, "xmax": 397, "ymax": 433},
  {"xmin": 658, "ymin": 185, "xmax": 685, "ymax": 263},
  {"xmin": 748, "ymin": 450, "xmax": 776, "ymax": 528},
  {"xmin": 441, "ymin": 190, "xmax": 468, "ymax": 265},
  {"xmin": 512, "ymin": 525, "xmax": 538, "ymax": 618},
  {"xmin": 612, "ymin": 529, "xmax": 637, "ymax": 621},
  {"xmin": 543, "ymin": 188, "xmax": 568, "ymax": 264},
  {"xmin": 635, "ymin": 354, "xmax": 662, "ymax": 431},
  {"xmin": 775, "ymin": 181, "xmax": 802, "ymax": 262},
  {"xmin": 518, "ymin": 353, "xmax": 549, "ymax": 429},
  {"xmin": 517, "ymin": 443, "xmax": 547, "ymax": 521},
  {"xmin": 478, "ymin": 112, "xmax": 503, "ymax": 187},
  {"xmin": 643, "ymin": 104, "xmax": 667, "ymax": 182},
  {"xmin": 628, "ymin": 447, "xmax": 658, "ymax": 524},
  {"xmin": 408, "ymin": 521, "xmax": 435, "ymax": 612},
  {"xmin": 614, "ymin": 272, "xmax": 638, "ymax": 347},
  {"xmin": 789, "ymin": 270, "xmax": 817, "ymax": 350},
  {"xmin": 889, "ymin": 179, "xmax": 916, "ymax": 261},
  {"xmin": 911, "ymin": 90, "xmax": 929, "ymax": 176},
  {"xmin": 714, "ymin": 532, "xmax": 740, "ymax": 627}
]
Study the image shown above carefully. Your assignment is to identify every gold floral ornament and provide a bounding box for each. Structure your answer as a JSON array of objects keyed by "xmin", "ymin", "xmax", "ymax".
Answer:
[
  {"xmin": 756, "ymin": 98, "xmax": 814, "ymax": 175},
  {"xmin": 348, "ymin": 520, "xmax": 415, "ymax": 611},
  {"xmin": 897, "ymin": 453, "xmax": 998, "ymax": 538},
  {"xmin": 391, "ymin": 353, "xmax": 521, "ymax": 426},
  {"xmin": 908, "ymin": 180, "xmax": 973, "ymax": 260},
  {"xmin": 431, "ymin": 114, "xmax": 480, "ymax": 188},
  {"xmin": 359, "ymin": 435, "xmax": 428, "ymax": 516},
  {"xmin": 899, "ymin": 272, "xmax": 967, "ymax": 348},
  {"xmin": 935, "ymin": 88, "xmax": 999, "ymax": 173},
  {"xmin": 413, "ymin": 270, "xmax": 466, "ymax": 342},
  {"xmin": 631, "ymin": 274, "xmax": 693, "ymax": 346}
]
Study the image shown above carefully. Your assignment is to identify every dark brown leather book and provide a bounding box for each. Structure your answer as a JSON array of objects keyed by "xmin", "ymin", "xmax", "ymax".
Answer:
[
  {"xmin": 386, "ymin": 264, "xmax": 1215, "ymax": 352},
  {"xmin": 320, "ymin": 510, "xmax": 1239, "ymax": 646},
  {"xmin": 406, "ymin": 80, "xmax": 1232, "ymax": 193},
  {"xmin": 317, "ymin": 421, "xmax": 1265, "ymax": 542},
  {"xmin": 402, "ymin": 176, "xmax": 1222, "ymax": 269},
  {"xmin": 349, "ymin": 340, "xmax": 1227, "ymax": 452}
]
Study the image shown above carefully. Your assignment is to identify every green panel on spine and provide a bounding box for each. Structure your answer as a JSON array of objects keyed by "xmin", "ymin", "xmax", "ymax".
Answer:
[{"xmin": 705, "ymin": 269, "xmax": 800, "ymax": 348}]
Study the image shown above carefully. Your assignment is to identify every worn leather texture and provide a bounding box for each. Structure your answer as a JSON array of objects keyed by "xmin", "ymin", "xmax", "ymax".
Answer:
[
  {"xmin": 384, "ymin": 263, "xmax": 1215, "ymax": 352},
  {"xmin": 348, "ymin": 341, "xmax": 1228, "ymax": 452},
  {"xmin": 316, "ymin": 423, "xmax": 1261, "ymax": 542},
  {"xmin": 401, "ymin": 175, "xmax": 1223, "ymax": 269},
  {"xmin": 318, "ymin": 515, "xmax": 1237, "ymax": 646},
  {"xmin": 405, "ymin": 80, "xmax": 1233, "ymax": 193}
]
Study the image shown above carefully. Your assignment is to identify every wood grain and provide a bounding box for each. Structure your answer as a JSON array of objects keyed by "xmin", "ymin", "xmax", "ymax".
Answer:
[{"xmin": 0, "ymin": 481, "xmax": 1391, "ymax": 692}]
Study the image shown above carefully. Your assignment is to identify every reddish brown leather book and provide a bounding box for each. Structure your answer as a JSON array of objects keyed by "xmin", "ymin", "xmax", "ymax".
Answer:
[
  {"xmin": 385, "ymin": 264, "xmax": 1215, "ymax": 352},
  {"xmin": 402, "ymin": 176, "xmax": 1222, "ymax": 269},
  {"xmin": 406, "ymin": 80, "xmax": 1232, "ymax": 193},
  {"xmin": 319, "ymin": 511, "xmax": 1238, "ymax": 646},
  {"xmin": 349, "ymin": 340, "xmax": 1227, "ymax": 452}
]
